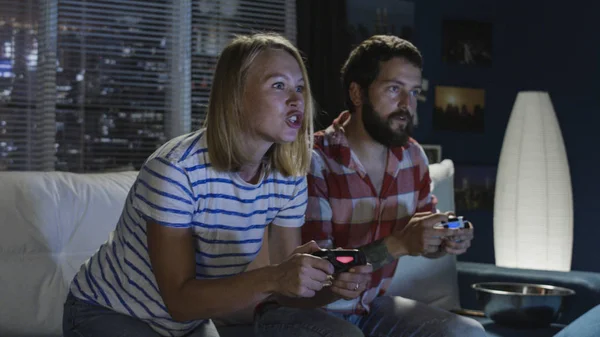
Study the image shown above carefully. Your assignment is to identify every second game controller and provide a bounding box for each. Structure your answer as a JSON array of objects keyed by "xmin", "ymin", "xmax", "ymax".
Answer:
[
  {"xmin": 311, "ymin": 249, "xmax": 367, "ymax": 273},
  {"xmin": 434, "ymin": 215, "xmax": 470, "ymax": 229}
]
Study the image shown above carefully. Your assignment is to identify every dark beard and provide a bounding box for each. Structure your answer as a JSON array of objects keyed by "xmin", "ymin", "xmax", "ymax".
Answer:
[{"xmin": 361, "ymin": 100, "xmax": 413, "ymax": 147}]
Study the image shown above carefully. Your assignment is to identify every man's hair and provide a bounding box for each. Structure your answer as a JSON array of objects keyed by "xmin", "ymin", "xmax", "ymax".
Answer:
[
  {"xmin": 341, "ymin": 35, "xmax": 423, "ymax": 112},
  {"xmin": 204, "ymin": 33, "xmax": 314, "ymax": 177}
]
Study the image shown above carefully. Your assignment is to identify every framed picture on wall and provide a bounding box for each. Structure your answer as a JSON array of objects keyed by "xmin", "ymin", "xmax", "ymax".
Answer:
[
  {"xmin": 433, "ymin": 85, "xmax": 485, "ymax": 133},
  {"xmin": 454, "ymin": 165, "xmax": 497, "ymax": 212},
  {"xmin": 421, "ymin": 144, "xmax": 442, "ymax": 164},
  {"xmin": 442, "ymin": 19, "xmax": 493, "ymax": 66},
  {"xmin": 346, "ymin": 0, "xmax": 415, "ymax": 44}
]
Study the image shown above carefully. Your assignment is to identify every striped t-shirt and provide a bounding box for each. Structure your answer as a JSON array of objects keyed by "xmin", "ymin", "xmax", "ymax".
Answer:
[{"xmin": 69, "ymin": 129, "xmax": 308, "ymax": 336}]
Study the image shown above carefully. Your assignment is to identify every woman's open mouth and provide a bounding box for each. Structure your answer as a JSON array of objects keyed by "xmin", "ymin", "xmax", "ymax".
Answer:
[{"xmin": 286, "ymin": 112, "xmax": 303, "ymax": 129}]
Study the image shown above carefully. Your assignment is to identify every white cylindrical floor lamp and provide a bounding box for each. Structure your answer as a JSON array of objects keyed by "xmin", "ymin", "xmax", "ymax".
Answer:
[{"xmin": 494, "ymin": 91, "xmax": 573, "ymax": 271}]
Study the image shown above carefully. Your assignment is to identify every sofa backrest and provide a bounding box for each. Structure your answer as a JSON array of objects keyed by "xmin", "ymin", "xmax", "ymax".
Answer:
[
  {"xmin": 0, "ymin": 159, "xmax": 458, "ymax": 335},
  {"xmin": 0, "ymin": 171, "xmax": 138, "ymax": 336}
]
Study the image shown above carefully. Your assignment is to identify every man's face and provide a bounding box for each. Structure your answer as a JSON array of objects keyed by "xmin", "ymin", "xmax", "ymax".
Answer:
[{"xmin": 360, "ymin": 57, "xmax": 422, "ymax": 147}]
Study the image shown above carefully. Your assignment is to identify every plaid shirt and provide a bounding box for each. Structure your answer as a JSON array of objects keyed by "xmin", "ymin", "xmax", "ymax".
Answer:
[{"xmin": 302, "ymin": 111, "xmax": 436, "ymax": 314}]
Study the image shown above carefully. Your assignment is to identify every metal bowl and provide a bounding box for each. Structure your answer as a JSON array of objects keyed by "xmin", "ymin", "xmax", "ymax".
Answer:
[{"xmin": 472, "ymin": 282, "xmax": 575, "ymax": 328}]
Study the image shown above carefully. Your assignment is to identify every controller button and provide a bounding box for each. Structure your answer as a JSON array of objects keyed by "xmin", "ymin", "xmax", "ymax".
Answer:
[{"xmin": 336, "ymin": 256, "xmax": 354, "ymax": 264}]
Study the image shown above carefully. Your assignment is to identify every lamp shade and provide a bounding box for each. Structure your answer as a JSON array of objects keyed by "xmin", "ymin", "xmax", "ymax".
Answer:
[{"xmin": 493, "ymin": 91, "xmax": 573, "ymax": 271}]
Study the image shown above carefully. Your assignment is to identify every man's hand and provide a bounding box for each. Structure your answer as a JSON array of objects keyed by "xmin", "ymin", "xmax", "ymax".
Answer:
[
  {"xmin": 390, "ymin": 212, "xmax": 455, "ymax": 256},
  {"xmin": 330, "ymin": 264, "xmax": 373, "ymax": 300},
  {"xmin": 271, "ymin": 241, "xmax": 335, "ymax": 298},
  {"xmin": 443, "ymin": 223, "xmax": 474, "ymax": 255}
]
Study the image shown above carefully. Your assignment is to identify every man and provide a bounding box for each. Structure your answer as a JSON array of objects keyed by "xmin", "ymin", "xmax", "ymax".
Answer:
[
  {"xmin": 303, "ymin": 34, "xmax": 486, "ymax": 334},
  {"xmin": 255, "ymin": 35, "xmax": 486, "ymax": 336}
]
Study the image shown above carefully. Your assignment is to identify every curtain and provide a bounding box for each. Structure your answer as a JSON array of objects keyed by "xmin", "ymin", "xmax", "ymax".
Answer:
[{"xmin": 296, "ymin": 0, "xmax": 350, "ymax": 130}]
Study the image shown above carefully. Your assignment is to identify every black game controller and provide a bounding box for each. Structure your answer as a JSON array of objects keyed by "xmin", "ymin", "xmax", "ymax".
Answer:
[{"xmin": 311, "ymin": 249, "xmax": 367, "ymax": 273}]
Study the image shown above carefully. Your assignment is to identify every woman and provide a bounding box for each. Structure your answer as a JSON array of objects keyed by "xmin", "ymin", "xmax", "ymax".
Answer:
[{"xmin": 62, "ymin": 33, "xmax": 335, "ymax": 337}]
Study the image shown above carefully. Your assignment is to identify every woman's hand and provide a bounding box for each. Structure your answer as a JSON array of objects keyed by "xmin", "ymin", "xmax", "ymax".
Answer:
[
  {"xmin": 330, "ymin": 264, "xmax": 373, "ymax": 300},
  {"xmin": 271, "ymin": 241, "xmax": 334, "ymax": 298}
]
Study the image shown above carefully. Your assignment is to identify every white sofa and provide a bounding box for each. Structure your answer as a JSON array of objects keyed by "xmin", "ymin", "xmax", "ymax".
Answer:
[{"xmin": 0, "ymin": 159, "xmax": 458, "ymax": 337}]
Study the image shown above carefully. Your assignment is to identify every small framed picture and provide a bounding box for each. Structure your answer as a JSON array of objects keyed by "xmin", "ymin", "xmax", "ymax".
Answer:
[
  {"xmin": 442, "ymin": 19, "xmax": 493, "ymax": 67},
  {"xmin": 346, "ymin": 0, "xmax": 416, "ymax": 45},
  {"xmin": 422, "ymin": 144, "xmax": 442, "ymax": 164},
  {"xmin": 433, "ymin": 85, "xmax": 485, "ymax": 133}
]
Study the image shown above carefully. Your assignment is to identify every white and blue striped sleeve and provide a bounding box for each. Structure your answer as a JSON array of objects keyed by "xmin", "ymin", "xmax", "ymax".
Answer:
[
  {"xmin": 131, "ymin": 157, "xmax": 195, "ymax": 228},
  {"xmin": 271, "ymin": 176, "xmax": 308, "ymax": 228}
]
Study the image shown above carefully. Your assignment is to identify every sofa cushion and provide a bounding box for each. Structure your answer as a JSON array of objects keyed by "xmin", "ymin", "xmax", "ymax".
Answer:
[
  {"xmin": 0, "ymin": 171, "xmax": 137, "ymax": 337},
  {"xmin": 386, "ymin": 159, "xmax": 461, "ymax": 311},
  {"xmin": 473, "ymin": 317, "xmax": 564, "ymax": 337}
]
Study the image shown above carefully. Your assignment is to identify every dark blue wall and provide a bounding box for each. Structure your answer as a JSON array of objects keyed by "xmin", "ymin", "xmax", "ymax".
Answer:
[{"xmin": 406, "ymin": 0, "xmax": 600, "ymax": 272}]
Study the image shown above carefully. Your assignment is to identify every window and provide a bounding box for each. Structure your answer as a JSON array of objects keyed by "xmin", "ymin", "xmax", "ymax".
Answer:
[
  {"xmin": 0, "ymin": 0, "xmax": 55, "ymax": 171},
  {"xmin": 0, "ymin": 0, "xmax": 296, "ymax": 172},
  {"xmin": 55, "ymin": 0, "xmax": 179, "ymax": 172},
  {"xmin": 190, "ymin": 0, "xmax": 296, "ymax": 129}
]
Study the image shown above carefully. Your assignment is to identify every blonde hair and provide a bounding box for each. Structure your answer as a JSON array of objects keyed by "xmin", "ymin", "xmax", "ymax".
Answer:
[{"xmin": 204, "ymin": 33, "xmax": 314, "ymax": 177}]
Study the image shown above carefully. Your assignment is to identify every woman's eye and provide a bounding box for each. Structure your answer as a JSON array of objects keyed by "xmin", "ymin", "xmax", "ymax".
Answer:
[
  {"xmin": 273, "ymin": 82, "xmax": 285, "ymax": 90},
  {"xmin": 296, "ymin": 85, "xmax": 304, "ymax": 93}
]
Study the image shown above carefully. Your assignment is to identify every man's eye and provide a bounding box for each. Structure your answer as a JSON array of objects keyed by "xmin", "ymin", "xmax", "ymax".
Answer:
[
  {"xmin": 389, "ymin": 86, "xmax": 400, "ymax": 93},
  {"xmin": 410, "ymin": 89, "xmax": 421, "ymax": 97}
]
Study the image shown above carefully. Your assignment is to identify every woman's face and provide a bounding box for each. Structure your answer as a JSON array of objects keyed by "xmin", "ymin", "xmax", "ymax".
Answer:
[{"xmin": 242, "ymin": 48, "xmax": 305, "ymax": 150}]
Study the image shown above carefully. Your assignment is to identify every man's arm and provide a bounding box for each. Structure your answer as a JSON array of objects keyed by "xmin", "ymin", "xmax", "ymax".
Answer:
[
  {"xmin": 358, "ymin": 212, "xmax": 453, "ymax": 270},
  {"xmin": 359, "ymin": 151, "xmax": 449, "ymax": 268},
  {"xmin": 412, "ymin": 151, "xmax": 475, "ymax": 258}
]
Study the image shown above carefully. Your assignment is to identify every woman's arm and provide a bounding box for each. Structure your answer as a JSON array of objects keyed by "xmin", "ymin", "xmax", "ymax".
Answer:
[
  {"xmin": 267, "ymin": 225, "xmax": 337, "ymax": 308},
  {"xmin": 147, "ymin": 221, "xmax": 274, "ymax": 321},
  {"xmin": 267, "ymin": 225, "xmax": 374, "ymax": 309},
  {"xmin": 147, "ymin": 221, "xmax": 332, "ymax": 322}
]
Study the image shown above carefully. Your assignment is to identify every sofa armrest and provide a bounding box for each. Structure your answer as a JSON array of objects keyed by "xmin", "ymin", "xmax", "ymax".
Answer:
[{"xmin": 457, "ymin": 261, "xmax": 600, "ymax": 325}]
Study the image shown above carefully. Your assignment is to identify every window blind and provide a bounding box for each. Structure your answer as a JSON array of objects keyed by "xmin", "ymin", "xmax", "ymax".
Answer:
[
  {"xmin": 0, "ymin": 0, "xmax": 296, "ymax": 172},
  {"xmin": 0, "ymin": 0, "xmax": 56, "ymax": 171},
  {"xmin": 55, "ymin": 0, "xmax": 181, "ymax": 172},
  {"xmin": 190, "ymin": 0, "xmax": 296, "ymax": 129}
]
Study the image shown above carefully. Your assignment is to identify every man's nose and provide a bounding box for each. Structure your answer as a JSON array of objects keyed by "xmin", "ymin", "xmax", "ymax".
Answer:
[{"xmin": 397, "ymin": 89, "xmax": 410, "ymax": 108}]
